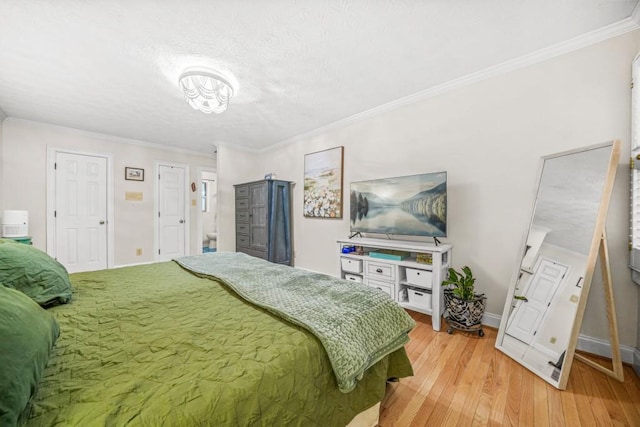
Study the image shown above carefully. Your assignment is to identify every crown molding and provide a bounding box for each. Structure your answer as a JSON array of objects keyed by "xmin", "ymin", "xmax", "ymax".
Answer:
[
  {"xmin": 261, "ymin": 14, "xmax": 640, "ymax": 153},
  {"xmin": 215, "ymin": 140, "xmax": 260, "ymax": 154},
  {"xmin": 5, "ymin": 117, "xmax": 216, "ymax": 158},
  {"xmin": 632, "ymin": 0, "xmax": 640, "ymax": 26}
]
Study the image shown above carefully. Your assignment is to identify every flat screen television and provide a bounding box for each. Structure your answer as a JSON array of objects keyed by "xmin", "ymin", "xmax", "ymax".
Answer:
[{"xmin": 349, "ymin": 172, "xmax": 447, "ymax": 237}]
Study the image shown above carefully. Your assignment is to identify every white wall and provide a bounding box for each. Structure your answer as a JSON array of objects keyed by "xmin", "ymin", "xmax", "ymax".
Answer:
[
  {"xmin": 216, "ymin": 144, "xmax": 259, "ymax": 252},
  {"xmin": 0, "ymin": 112, "xmax": 4, "ymax": 214},
  {"xmin": 1, "ymin": 118, "xmax": 215, "ymax": 266},
  {"xmin": 249, "ymin": 30, "xmax": 640, "ymax": 347}
]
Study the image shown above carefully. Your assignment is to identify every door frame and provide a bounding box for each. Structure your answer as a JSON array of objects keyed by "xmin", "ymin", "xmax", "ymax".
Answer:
[
  {"xmin": 154, "ymin": 161, "xmax": 190, "ymax": 261},
  {"xmin": 46, "ymin": 147, "xmax": 115, "ymax": 268},
  {"xmin": 196, "ymin": 166, "xmax": 217, "ymax": 254}
]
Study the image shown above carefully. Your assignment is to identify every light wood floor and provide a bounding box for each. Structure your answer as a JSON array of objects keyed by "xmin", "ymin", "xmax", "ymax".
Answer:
[{"xmin": 379, "ymin": 311, "xmax": 640, "ymax": 426}]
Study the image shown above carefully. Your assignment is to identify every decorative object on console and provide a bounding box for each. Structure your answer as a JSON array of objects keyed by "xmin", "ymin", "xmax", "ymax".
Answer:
[
  {"xmin": 178, "ymin": 67, "xmax": 236, "ymax": 114},
  {"xmin": 369, "ymin": 249, "xmax": 410, "ymax": 261},
  {"xmin": 341, "ymin": 245, "xmax": 356, "ymax": 254},
  {"xmin": 304, "ymin": 146, "xmax": 344, "ymax": 218},
  {"xmin": 442, "ymin": 266, "xmax": 486, "ymax": 337},
  {"xmin": 350, "ymin": 172, "xmax": 447, "ymax": 237},
  {"xmin": 416, "ymin": 253, "xmax": 433, "ymax": 264},
  {"xmin": 125, "ymin": 167, "xmax": 144, "ymax": 181}
]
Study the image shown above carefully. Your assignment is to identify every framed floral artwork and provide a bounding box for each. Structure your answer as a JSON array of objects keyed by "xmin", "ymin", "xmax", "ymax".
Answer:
[{"xmin": 304, "ymin": 146, "xmax": 344, "ymax": 218}]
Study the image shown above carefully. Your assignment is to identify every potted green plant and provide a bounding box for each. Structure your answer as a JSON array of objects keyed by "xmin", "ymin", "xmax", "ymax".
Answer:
[{"xmin": 442, "ymin": 266, "xmax": 486, "ymax": 336}]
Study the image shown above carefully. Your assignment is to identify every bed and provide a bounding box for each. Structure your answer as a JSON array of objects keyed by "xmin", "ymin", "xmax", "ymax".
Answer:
[{"xmin": 0, "ymin": 242, "xmax": 414, "ymax": 427}]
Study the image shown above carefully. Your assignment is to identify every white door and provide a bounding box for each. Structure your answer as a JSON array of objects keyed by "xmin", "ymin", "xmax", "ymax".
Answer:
[
  {"xmin": 55, "ymin": 152, "xmax": 108, "ymax": 273},
  {"xmin": 506, "ymin": 258, "xmax": 567, "ymax": 344},
  {"xmin": 157, "ymin": 164, "xmax": 186, "ymax": 261}
]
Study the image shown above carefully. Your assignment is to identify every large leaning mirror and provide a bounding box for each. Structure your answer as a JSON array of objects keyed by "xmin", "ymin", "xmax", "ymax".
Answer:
[{"xmin": 495, "ymin": 140, "xmax": 621, "ymax": 389}]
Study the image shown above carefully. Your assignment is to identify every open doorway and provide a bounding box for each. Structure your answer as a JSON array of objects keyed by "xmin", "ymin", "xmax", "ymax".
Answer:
[{"xmin": 200, "ymin": 169, "xmax": 217, "ymax": 253}]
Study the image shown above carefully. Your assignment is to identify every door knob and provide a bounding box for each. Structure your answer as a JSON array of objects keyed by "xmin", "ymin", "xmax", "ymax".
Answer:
[
  {"xmin": 179, "ymin": 219, "xmax": 185, "ymax": 224},
  {"xmin": 99, "ymin": 220, "xmax": 105, "ymax": 225}
]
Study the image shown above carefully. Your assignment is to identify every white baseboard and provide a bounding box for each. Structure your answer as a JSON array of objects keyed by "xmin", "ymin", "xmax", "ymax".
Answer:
[
  {"xmin": 481, "ymin": 312, "xmax": 502, "ymax": 329},
  {"xmin": 483, "ymin": 312, "xmax": 636, "ymax": 365},
  {"xmin": 575, "ymin": 335, "xmax": 635, "ymax": 365}
]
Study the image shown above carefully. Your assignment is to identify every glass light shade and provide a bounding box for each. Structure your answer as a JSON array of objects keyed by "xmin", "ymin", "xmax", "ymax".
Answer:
[{"xmin": 179, "ymin": 70, "xmax": 234, "ymax": 114}]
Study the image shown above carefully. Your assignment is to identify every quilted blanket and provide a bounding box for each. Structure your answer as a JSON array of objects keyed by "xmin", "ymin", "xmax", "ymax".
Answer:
[{"xmin": 175, "ymin": 252, "xmax": 416, "ymax": 393}]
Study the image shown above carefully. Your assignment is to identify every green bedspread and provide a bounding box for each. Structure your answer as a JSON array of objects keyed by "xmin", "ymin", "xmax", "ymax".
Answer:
[
  {"xmin": 175, "ymin": 252, "xmax": 415, "ymax": 393},
  {"xmin": 27, "ymin": 261, "xmax": 413, "ymax": 426}
]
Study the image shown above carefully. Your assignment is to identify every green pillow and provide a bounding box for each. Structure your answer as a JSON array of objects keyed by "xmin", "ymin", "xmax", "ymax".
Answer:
[
  {"xmin": 0, "ymin": 239, "xmax": 72, "ymax": 306},
  {"xmin": 0, "ymin": 285, "xmax": 60, "ymax": 426}
]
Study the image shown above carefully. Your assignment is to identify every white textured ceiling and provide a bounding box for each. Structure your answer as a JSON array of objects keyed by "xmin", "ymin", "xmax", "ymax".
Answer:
[{"xmin": 0, "ymin": 1, "xmax": 638, "ymax": 153}]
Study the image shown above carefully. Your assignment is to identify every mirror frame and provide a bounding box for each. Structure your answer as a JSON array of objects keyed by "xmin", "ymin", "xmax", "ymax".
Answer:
[{"xmin": 495, "ymin": 139, "xmax": 621, "ymax": 389}]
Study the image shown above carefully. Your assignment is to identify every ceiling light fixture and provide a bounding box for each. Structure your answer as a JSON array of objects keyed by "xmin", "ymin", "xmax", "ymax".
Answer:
[{"xmin": 178, "ymin": 68, "xmax": 234, "ymax": 114}]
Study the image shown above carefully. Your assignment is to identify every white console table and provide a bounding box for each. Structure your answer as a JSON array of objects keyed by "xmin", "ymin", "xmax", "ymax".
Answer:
[{"xmin": 337, "ymin": 237, "xmax": 453, "ymax": 331}]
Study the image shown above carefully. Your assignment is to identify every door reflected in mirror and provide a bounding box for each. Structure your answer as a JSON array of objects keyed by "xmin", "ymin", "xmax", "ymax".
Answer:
[{"xmin": 496, "ymin": 141, "xmax": 620, "ymax": 389}]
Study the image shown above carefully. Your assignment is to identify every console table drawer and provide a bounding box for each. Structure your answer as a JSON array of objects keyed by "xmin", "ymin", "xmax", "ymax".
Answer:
[
  {"xmin": 237, "ymin": 211, "xmax": 249, "ymax": 222},
  {"xmin": 366, "ymin": 260, "xmax": 396, "ymax": 281},
  {"xmin": 240, "ymin": 247, "xmax": 266, "ymax": 259},
  {"xmin": 237, "ymin": 234, "xmax": 250, "ymax": 248},
  {"xmin": 236, "ymin": 198, "xmax": 249, "ymax": 210},
  {"xmin": 236, "ymin": 186, "xmax": 249, "ymax": 198},
  {"xmin": 237, "ymin": 223, "xmax": 249, "ymax": 235},
  {"xmin": 366, "ymin": 279, "xmax": 393, "ymax": 298}
]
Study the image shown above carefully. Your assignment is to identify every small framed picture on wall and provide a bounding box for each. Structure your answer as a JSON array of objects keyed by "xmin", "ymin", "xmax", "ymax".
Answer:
[{"xmin": 125, "ymin": 167, "xmax": 144, "ymax": 181}]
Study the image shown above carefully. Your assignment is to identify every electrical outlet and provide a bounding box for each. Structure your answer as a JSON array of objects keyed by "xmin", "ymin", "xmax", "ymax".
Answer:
[
  {"xmin": 192, "ymin": 199, "xmax": 196, "ymax": 206},
  {"xmin": 136, "ymin": 248, "xmax": 143, "ymax": 256}
]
